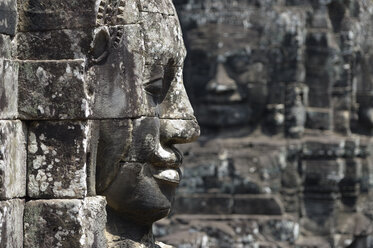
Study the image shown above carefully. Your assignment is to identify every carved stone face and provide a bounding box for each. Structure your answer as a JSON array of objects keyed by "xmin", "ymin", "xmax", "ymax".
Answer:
[
  {"xmin": 92, "ymin": 1, "xmax": 199, "ymax": 225},
  {"xmin": 184, "ymin": 23, "xmax": 268, "ymax": 128}
]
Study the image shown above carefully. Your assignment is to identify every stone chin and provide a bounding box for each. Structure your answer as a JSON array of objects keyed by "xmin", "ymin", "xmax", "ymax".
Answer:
[{"xmin": 102, "ymin": 162, "xmax": 178, "ymax": 225}]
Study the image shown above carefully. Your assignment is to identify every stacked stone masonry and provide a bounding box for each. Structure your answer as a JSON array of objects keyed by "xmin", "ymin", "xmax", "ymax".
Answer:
[
  {"xmin": 1, "ymin": 0, "xmax": 198, "ymax": 247},
  {"xmin": 154, "ymin": 0, "xmax": 373, "ymax": 247}
]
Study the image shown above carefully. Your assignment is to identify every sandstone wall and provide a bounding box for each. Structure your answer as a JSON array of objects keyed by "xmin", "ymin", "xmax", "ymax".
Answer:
[
  {"xmin": 155, "ymin": 1, "xmax": 373, "ymax": 247},
  {"xmin": 0, "ymin": 1, "xmax": 108, "ymax": 247}
]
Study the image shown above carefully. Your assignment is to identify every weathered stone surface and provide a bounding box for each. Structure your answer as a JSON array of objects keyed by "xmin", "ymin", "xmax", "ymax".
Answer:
[
  {"xmin": 24, "ymin": 197, "xmax": 107, "ymax": 248},
  {"xmin": 0, "ymin": 60, "xmax": 94, "ymax": 120},
  {"xmin": 155, "ymin": 214, "xmax": 299, "ymax": 247},
  {"xmin": 0, "ymin": 121, "xmax": 26, "ymax": 200},
  {"xmin": 159, "ymin": 66, "xmax": 195, "ymax": 120},
  {"xmin": 141, "ymin": 12, "xmax": 186, "ymax": 66},
  {"xmin": 95, "ymin": 119, "xmax": 132, "ymax": 193},
  {"xmin": 233, "ymin": 195, "xmax": 284, "ymax": 215},
  {"xmin": 306, "ymin": 108, "xmax": 333, "ymax": 131},
  {"xmin": 0, "ymin": 34, "xmax": 14, "ymax": 59},
  {"xmin": 0, "ymin": 59, "xmax": 18, "ymax": 119},
  {"xmin": 90, "ymin": 24, "xmax": 149, "ymax": 119},
  {"xmin": 303, "ymin": 159, "xmax": 345, "ymax": 193},
  {"xmin": 125, "ymin": 117, "xmax": 199, "ymax": 164},
  {"xmin": 19, "ymin": 60, "xmax": 92, "ymax": 120},
  {"xmin": 27, "ymin": 121, "xmax": 98, "ymax": 199},
  {"xmin": 158, "ymin": 1, "xmax": 373, "ymax": 247},
  {"xmin": 0, "ymin": 199, "xmax": 24, "ymax": 248},
  {"xmin": 17, "ymin": 0, "xmax": 98, "ymax": 31},
  {"xmin": 174, "ymin": 194, "xmax": 233, "ymax": 214},
  {"xmin": 301, "ymin": 196, "xmax": 339, "ymax": 236},
  {"xmin": 0, "ymin": 0, "xmax": 17, "ymax": 35},
  {"xmin": 138, "ymin": 0, "xmax": 175, "ymax": 15},
  {"xmin": 16, "ymin": 30, "xmax": 93, "ymax": 60},
  {"xmin": 95, "ymin": 0, "xmax": 140, "ymax": 26}
]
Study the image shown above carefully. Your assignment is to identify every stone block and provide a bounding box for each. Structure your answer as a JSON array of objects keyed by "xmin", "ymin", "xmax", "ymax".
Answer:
[
  {"xmin": 339, "ymin": 159, "xmax": 362, "ymax": 199},
  {"xmin": 27, "ymin": 121, "xmax": 98, "ymax": 199},
  {"xmin": 174, "ymin": 194, "xmax": 233, "ymax": 214},
  {"xmin": 0, "ymin": 60, "xmax": 94, "ymax": 120},
  {"xmin": 17, "ymin": 0, "xmax": 98, "ymax": 31},
  {"xmin": 281, "ymin": 189, "xmax": 300, "ymax": 213},
  {"xmin": 0, "ymin": 34, "xmax": 14, "ymax": 59},
  {"xmin": 302, "ymin": 137, "xmax": 345, "ymax": 159},
  {"xmin": 0, "ymin": 120, "xmax": 27, "ymax": 200},
  {"xmin": 261, "ymin": 218, "xmax": 299, "ymax": 243},
  {"xmin": 277, "ymin": 61, "xmax": 305, "ymax": 83},
  {"xmin": 24, "ymin": 197, "xmax": 107, "ymax": 248},
  {"xmin": 16, "ymin": 30, "xmax": 93, "ymax": 60},
  {"xmin": 306, "ymin": 107, "xmax": 333, "ymax": 130},
  {"xmin": 295, "ymin": 236, "xmax": 331, "ymax": 248},
  {"xmin": 303, "ymin": 159, "xmax": 345, "ymax": 193},
  {"xmin": 361, "ymin": 158, "xmax": 373, "ymax": 192},
  {"xmin": 233, "ymin": 195, "xmax": 284, "ymax": 215},
  {"xmin": 0, "ymin": 59, "xmax": 18, "ymax": 119},
  {"xmin": 344, "ymin": 137, "xmax": 360, "ymax": 158},
  {"xmin": 333, "ymin": 110, "xmax": 350, "ymax": 134},
  {"xmin": 306, "ymin": 32, "xmax": 339, "ymax": 51},
  {"xmin": 301, "ymin": 196, "xmax": 338, "ymax": 235},
  {"xmin": 307, "ymin": 89, "xmax": 331, "ymax": 108},
  {"xmin": 267, "ymin": 82, "xmax": 285, "ymax": 104},
  {"xmin": 0, "ymin": 0, "xmax": 17, "ymax": 35},
  {"xmin": 0, "ymin": 199, "xmax": 24, "ymax": 248},
  {"xmin": 332, "ymin": 89, "xmax": 352, "ymax": 110}
]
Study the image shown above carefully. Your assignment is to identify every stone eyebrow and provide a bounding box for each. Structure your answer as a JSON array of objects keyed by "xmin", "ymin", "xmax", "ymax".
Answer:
[
  {"xmin": 96, "ymin": 0, "xmax": 126, "ymax": 26},
  {"xmin": 96, "ymin": 0, "xmax": 126, "ymax": 48}
]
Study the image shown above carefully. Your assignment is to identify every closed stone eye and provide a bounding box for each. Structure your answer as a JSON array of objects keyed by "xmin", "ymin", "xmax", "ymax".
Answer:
[
  {"xmin": 144, "ymin": 77, "xmax": 164, "ymax": 98},
  {"xmin": 91, "ymin": 28, "xmax": 110, "ymax": 63}
]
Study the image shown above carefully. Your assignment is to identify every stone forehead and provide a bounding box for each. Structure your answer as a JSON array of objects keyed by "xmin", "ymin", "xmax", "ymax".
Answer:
[
  {"xmin": 16, "ymin": 0, "xmax": 185, "ymax": 63},
  {"xmin": 96, "ymin": 0, "xmax": 186, "ymax": 65}
]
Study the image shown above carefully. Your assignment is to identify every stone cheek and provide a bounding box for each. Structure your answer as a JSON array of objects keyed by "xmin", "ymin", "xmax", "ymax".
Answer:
[
  {"xmin": 159, "ymin": 66, "xmax": 195, "ymax": 120},
  {"xmin": 0, "ymin": 199, "xmax": 24, "ymax": 248},
  {"xmin": 24, "ymin": 197, "xmax": 107, "ymax": 248},
  {"xmin": 27, "ymin": 121, "xmax": 97, "ymax": 199},
  {"xmin": 0, "ymin": 121, "xmax": 27, "ymax": 200},
  {"xmin": 90, "ymin": 24, "xmax": 149, "ymax": 119}
]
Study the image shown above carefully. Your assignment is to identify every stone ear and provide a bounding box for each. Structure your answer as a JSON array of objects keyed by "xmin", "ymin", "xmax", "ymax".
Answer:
[{"xmin": 91, "ymin": 28, "xmax": 110, "ymax": 63}]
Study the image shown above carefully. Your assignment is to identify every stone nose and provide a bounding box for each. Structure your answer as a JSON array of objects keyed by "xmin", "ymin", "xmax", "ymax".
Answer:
[
  {"xmin": 150, "ymin": 118, "xmax": 200, "ymax": 168},
  {"xmin": 206, "ymin": 63, "xmax": 238, "ymax": 94},
  {"xmin": 160, "ymin": 118, "xmax": 200, "ymax": 145}
]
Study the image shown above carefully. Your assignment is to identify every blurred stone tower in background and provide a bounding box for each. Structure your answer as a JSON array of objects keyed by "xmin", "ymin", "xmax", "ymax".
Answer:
[{"xmin": 155, "ymin": 0, "xmax": 373, "ymax": 247}]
